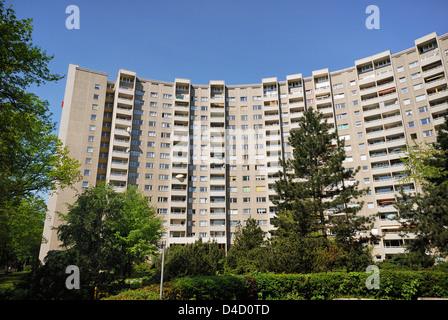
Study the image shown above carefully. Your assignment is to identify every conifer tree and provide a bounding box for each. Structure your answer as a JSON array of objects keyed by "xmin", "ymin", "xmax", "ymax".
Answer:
[
  {"xmin": 272, "ymin": 107, "xmax": 373, "ymax": 271},
  {"xmin": 396, "ymin": 116, "xmax": 448, "ymax": 259}
]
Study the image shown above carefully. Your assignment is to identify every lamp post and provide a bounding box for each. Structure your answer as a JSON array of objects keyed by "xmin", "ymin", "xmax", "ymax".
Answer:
[{"xmin": 159, "ymin": 241, "xmax": 165, "ymax": 300}]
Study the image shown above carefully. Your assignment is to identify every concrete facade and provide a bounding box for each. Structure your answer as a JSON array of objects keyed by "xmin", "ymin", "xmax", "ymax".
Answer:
[{"xmin": 40, "ymin": 32, "xmax": 448, "ymax": 262}]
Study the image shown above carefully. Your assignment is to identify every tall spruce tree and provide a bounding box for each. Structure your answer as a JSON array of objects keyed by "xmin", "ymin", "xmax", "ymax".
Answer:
[
  {"xmin": 395, "ymin": 116, "xmax": 448, "ymax": 259},
  {"xmin": 272, "ymin": 107, "xmax": 373, "ymax": 271}
]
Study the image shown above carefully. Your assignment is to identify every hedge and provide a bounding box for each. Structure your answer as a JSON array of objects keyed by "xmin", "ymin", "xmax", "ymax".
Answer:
[{"xmin": 105, "ymin": 271, "xmax": 448, "ymax": 300}]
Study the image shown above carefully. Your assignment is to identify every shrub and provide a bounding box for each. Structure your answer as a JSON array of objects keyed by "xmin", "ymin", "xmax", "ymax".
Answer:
[
  {"xmin": 104, "ymin": 270, "xmax": 448, "ymax": 300},
  {"xmin": 103, "ymin": 286, "xmax": 159, "ymax": 300},
  {"xmin": 174, "ymin": 275, "xmax": 249, "ymax": 300}
]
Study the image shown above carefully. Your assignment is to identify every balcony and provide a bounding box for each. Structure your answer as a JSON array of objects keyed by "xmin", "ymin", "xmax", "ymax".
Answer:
[
  {"xmin": 117, "ymin": 96, "xmax": 133, "ymax": 106},
  {"xmin": 366, "ymin": 128, "xmax": 384, "ymax": 139},
  {"xmin": 115, "ymin": 117, "xmax": 132, "ymax": 126},
  {"xmin": 264, "ymin": 113, "xmax": 280, "ymax": 121},
  {"xmin": 116, "ymin": 106, "xmax": 133, "ymax": 117},
  {"xmin": 111, "ymin": 149, "xmax": 130, "ymax": 159},
  {"xmin": 110, "ymin": 171, "xmax": 128, "ymax": 182},
  {"xmin": 113, "ymin": 138, "xmax": 130, "ymax": 148},
  {"xmin": 263, "ymin": 91, "xmax": 278, "ymax": 101},
  {"xmin": 114, "ymin": 127, "xmax": 131, "ymax": 137},
  {"xmin": 375, "ymin": 68, "xmax": 393, "ymax": 81},
  {"xmin": 420, "ymin": 50, "xmax": 441, "ymax": 67},
  {"xmin": 175, "ymin": 94, "xmax": 189, "ymax": 102},
  {"xmin": 315, "ymin": 95, "xmax": 332, "ymax": 105},
  {"xmin": 110, "ymin": 160, "xmax": 128, "ymax": 171},
  {"xmin": 170, "ymin": 223, "xmax": 186, "ymax": 232},
  {"xmin": 428, "ymin": 87, "xmax": 448, "ymax": 101}
]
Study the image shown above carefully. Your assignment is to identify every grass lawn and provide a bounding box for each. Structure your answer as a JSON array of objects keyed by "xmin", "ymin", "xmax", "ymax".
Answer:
[{"xmin": 0, "ymin": 271, "xmax": 28, "ymax": 296}]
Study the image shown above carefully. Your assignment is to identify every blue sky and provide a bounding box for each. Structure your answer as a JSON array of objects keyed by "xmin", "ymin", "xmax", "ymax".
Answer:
[{"xmin": 6, "ymin": 0, "xmax": 448, "ymax": 130}]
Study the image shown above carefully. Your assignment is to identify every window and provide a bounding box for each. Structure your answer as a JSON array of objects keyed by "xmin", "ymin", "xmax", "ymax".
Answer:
[
  {"xmin": 423, "ymin": 130, "xmax": 433, "ymax": 137},
  {"xmin": 93, "ymin": 94, "xmax": 99, "ymax": 100},
  {"xmin": 84, "ymin": 169, "xmax": 90, "ymax": 176},
  {"xmin": 90, "ymin": 125, "xmax": 96, "ymax": 131},
  {"xmin": 399, "ymin": 77, "xmax": 406, "ymax": 83},
  {"xmin": 409, "ymin": 61, "xmax": 419, "ymax": 68},
  {"xmin": 337, "ymin": 124, "xmax": 349, "ymax": 130},
  {"xmin": 256, "ymin": 197, "xmax": 266, "ymax": 203},
  {"xmin": 418, "ymin": 106, "xmax": 428, "ymax": 113},
  {"xmin": 416, "ymin": 94, "xmax": 426, "ymax": 102},
  {"xmin": 421, "ymin": 118, "xmax": 431, "ymax": 125},
  {"xmin": 82, "ymin": 181, "xmax": 89, "ymax": 188},
  {"xmin": 401, "ymin": 87, "xmax": 408, "ymax": 94},
  {"xmin": 87, "ymin": 147, "xmax": 93, "ymax": 153},
  {"xmin": 411, "ymin": 72, "xmax": 421, "ymax": 79},
  {"xmin": 403, "ymin": 99, "xmax": 410, "ymax": 105},
  {"xmin": 85, "ymin": 158, "xmax": 92, "ymax": 164},
  {"xmin": 240, "ymin": 97, "xmax": 247, "ymax": 101},
  {"xmin": 367, "ymin": 202, "xmax": 374, "ymax": 209},
  {"xmin": 88, "ymin": 136, "xmax": 94, "ymax": 142},
  {"xmin": 336, "ymin": 113, "xmax": 347, "ymax": 119},
  {"xmin": 397, "ymin": 66, "xmax": 404, "ymax": 72},
  {"xmin": 408, "ymin": 121, "xmax": 415, "ymax": 128}
]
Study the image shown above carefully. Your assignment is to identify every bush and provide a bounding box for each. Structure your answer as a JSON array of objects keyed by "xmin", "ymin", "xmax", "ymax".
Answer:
[
  {"xmin": 102, "ymin": 270, "xmax": 448, "ymax": 300},
  {"xmin": 174, "ymin": 275, "xmax": 250, "ymax": 300},
  {"xmin": 103, "ymin": 286, "xmax": 159, "ymax": 300}
]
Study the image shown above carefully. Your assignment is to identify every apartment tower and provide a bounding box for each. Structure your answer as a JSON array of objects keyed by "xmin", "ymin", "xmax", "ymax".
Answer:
[{"xmin": 40, "ymin": 32, "xmax": 448, "ymax": 262}]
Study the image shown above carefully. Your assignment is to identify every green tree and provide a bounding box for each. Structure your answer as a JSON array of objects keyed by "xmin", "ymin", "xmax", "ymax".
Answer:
[
  {"xmin": 152, "ymin": 239, "xmax": 225, "ymax": 282},
  {"xmin": 395, "ymin": 116, "xmax": 448, "ymax": 259},
  {"xmin": 0, "ymin": 1, "xmax": 81, "ymax": 268},
  {"xmin": 224, "ymin": 218, "xmax": 268, "ymax": 274},
  {"xmin": 55, "ymin": 183, "xmax": 163, "ymax": 296},
  {"xmin": 272, "ymin": 108, "xmax": 373, "ymax": 272}
]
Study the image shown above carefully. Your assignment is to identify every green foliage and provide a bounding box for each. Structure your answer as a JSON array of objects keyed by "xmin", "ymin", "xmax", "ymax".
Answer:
[
  {"xmin": 0, "ymin": 0, "xmax": 81, "ymax": 268},
  {"xmin": 103, "ymin": 286, "xmax": 159, "ymax": 300},
  {"xmin": 174, "ymin": 275, "xmax": 250, "ymax": 300},
  {"xmin": 111, "ymin": 271, "xmax": 448, "ymax": 300},
  {"xmin": 272, "ymin": 108, "xmax": 373, "ymax": 273},
  {"xmin": 21, "ymin": 183, "xmax": 164, "ymax": 298},
  {"xmin": 151, "ymin": 239, "xmax": 225, "ymax": 282},
  {"xmin": 11, "ymin": 250, "xmax": 89, "ymax": 300},
  {"xmin": 395, "ymin": 116, "xmax": 448, "ymax": 258},
  {"xmin": 224, "ymin": 218, "xmax": 269, "ymax": 274}
]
